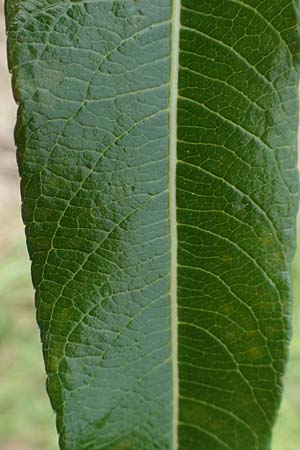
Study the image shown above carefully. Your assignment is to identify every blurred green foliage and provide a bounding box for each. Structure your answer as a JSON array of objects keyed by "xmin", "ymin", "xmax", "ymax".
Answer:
[
  {"xmin": 0, "ymin": 216, "xmax": 58, "ymax": 450},
  {"xmin": 0, "ymin": 218, "xmax": 299, "ymax": 450},
  {"xmin": 272, "ymin": 227, "xmax": 300, "ymax": 450}
]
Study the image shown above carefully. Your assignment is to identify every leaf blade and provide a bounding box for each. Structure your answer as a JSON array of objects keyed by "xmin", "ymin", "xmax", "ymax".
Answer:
[
  {"xmin": 5, "ymin": 0, "xmax": 300, "ymax": 449},
  {"xmin": 177, "ymin": 1, "xmax": 300, "ymax": 449}
]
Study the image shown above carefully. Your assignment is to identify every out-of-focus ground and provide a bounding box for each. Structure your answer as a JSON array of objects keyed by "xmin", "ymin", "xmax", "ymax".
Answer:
[{"xmin": 0, "ymin": 1, "xmax": 299, "ymax": 449}]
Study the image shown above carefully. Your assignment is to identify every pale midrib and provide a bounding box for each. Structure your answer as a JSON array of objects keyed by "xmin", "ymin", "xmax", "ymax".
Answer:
[{"xmin": 169, "ymin": 1, "xmax": 180, "ymax": 450}]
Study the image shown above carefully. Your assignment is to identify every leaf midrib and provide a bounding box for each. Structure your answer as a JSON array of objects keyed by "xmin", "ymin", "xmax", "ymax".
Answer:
[{"xmin": 170, "ymin": 0, "xmax": 180, "ymax": 449}]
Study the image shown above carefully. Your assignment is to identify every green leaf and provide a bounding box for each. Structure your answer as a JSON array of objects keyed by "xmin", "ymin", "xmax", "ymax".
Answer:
[{"xmin": 5, "ymin": 1, "xmax": 300, "ymax": 449}]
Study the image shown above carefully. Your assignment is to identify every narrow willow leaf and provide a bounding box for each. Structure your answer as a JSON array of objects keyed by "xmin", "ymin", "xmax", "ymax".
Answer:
[{"xmin": 5, "ymin": 1, "xmax": 300, "ymax": 449}]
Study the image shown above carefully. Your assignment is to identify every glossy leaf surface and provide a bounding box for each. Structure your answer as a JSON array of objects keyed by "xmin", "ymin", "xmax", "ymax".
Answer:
[{"xmin": 5, "ymin": 1, "xmax": 300, "ymax": 449}]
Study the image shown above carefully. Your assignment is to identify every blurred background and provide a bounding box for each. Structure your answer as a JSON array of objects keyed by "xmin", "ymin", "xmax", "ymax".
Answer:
[{"xmin": 0, "ymin": 1, "xmax": 299, "ymax": 449}]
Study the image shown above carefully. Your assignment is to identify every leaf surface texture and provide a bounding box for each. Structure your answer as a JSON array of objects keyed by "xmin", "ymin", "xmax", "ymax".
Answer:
[{"xmin": 5, "ymin": 0, "xmax": 300, "ymax": 449}]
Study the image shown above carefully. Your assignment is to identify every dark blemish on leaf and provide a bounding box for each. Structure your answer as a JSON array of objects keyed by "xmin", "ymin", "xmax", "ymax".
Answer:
[
  {"xmin": 112, "ymin": 439, "xmax": 132, "ymax": 450},
  {"xmin": 223, "ymin": 253, "xmax": 234, "ymax": 265}
]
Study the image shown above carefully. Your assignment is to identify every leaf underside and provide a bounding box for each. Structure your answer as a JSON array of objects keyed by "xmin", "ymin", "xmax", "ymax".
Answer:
[{"xmin": 5, "ymin": 1, "xmax": 300, "ymax": 449}]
